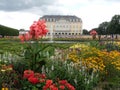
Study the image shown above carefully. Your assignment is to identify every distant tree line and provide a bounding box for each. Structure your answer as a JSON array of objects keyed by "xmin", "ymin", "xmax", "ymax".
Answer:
[
  {"xmin": 0, "ymin": 25, "xmax": 19, "ymax": 37},
  {"xmin": 82, "ymin": 14, "xmax": 120, "ymax": 35}
]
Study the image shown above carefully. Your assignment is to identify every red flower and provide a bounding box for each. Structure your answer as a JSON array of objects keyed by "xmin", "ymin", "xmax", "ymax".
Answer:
[
  {"xmin": 23, "ymin": 70, "xmax": 34, "ymax": 79},
  {"xmin": 43, "ymin": 79, "xmax": 53, "ymax": 89},
  {"xmin": 19, "ymin": 35, "xmax": 25, "ymax": 42},
  {"xmin": 65, "ymin": 83, "xmax": 75, "ymax": 90},
  {"xmin": 45, "ymin": 80, "xmax": 53, "ymax": 87},
  {"xmin": 39, "ymin": 79, "xmax": 45, "ymax": 83},
  {"xmin": 19, "ymin": 33, "xmax": 31, "ymax": 42},
  {"xmin": 40, "ymin": 73, "xmax": 46, "ymax": 79},
  {"xmin": 28, "ymin": 76, "xmax": 39, "ymax": 84},
  {"xmin": 59, "ymin": 80, "xmax": 67, "ymax": 85},
  {"xmin": 59, "ymin": 85, "xmax": 65, "ymax": 90},
  {"xmin": 50, "ymin": 85, "xmax": 58, "ymax": 90},
  {"xmin": 34, "ymin": 73, "xmax": 41, "ymax": 78},
  {"xmin": 34, "ymin": 73, "xmax": 46, "ymax": 83}
]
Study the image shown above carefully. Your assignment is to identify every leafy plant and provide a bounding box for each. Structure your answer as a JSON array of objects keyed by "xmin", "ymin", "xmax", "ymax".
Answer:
[{"xmin": 19, "ymin": 20, "xmax": 55, "ymax": 72}]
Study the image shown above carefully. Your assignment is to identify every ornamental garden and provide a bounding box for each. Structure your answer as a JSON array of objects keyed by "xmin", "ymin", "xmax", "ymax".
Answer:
[{"xmin": 0, "ymin": 20, "xmax": 120, "ymax": 90}]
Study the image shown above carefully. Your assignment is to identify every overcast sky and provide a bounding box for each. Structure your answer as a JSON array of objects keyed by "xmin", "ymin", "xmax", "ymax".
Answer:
[{"xmin": 0, "ymin": 0, "xmax": 120, "ymax": 30}]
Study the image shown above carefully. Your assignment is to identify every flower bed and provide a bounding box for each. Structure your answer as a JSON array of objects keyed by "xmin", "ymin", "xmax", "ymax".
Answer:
[{"xmin": 0, "ymin": 20, "xmax": 120, "ymax": 89}]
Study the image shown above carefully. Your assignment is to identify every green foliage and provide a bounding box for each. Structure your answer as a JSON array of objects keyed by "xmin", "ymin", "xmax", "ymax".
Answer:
[
  {"xmin": 0, "ymin": 25, "xmax": 19, "ymax": 37},
  {"xmin": 83, "ymin": 29, "xmax": 89, "ymax": 35},
  {"xmin": 107, "ymin": 15, "xmax": 120, "ymax": 34},
  {"xmin": 105, "ymin": 42, "xmax": 120, "ymax": 52},
  {"xmin": 89, "ymin": 41, "xmax": 106, "ymax": 50},
  {"xmin": 20, "ymin": 79, "xmax": 45, "ymax": 90},
  {"xmin": 0, "ymin": 41, "xmax": 26, "ymax": 55},
  {"xmin": 97, "ymin": 22, "xmax": 109, "ymax": 35},
  {"xmin": 96, "ymin": 14, "xmax": 120, "ymax": 35},
  {"xmin": 0, "ymin": 39, "xmax": 120, "ymax": 89},
  {"xmin": 22, "ymin": 41, "xmax": 55, "ymax": 72},
  {"xmin": 42, "ymin": 60, "xmax": 99, "ymax": 90}
]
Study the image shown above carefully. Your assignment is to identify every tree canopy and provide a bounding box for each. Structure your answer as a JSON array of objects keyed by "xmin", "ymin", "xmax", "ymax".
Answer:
[
  {"xmin": 0, "ymin": 25, "xmax": 19, "ymax": 37},
  {"xmin": 82, "ymin": 29, "xmax": 89, "ymax": 35},
  {"xmin": 95, "ymin": 14, "xmax": 120, "ymax": 35},
  {"xmin": 107, "ymin": 15, "xmax": 120, "ymax": 34}
]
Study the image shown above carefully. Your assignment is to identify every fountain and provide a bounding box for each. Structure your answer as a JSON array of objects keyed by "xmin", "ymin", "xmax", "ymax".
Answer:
[
  {"xmin": 50, "ymin": 25, "xmax": 53, "ymax": 43},
  {"xmin": 44, "ymin": 25, "xmax": 77, "ymax": 43}
]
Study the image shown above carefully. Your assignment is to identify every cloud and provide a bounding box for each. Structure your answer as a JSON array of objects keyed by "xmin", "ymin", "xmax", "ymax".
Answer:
[
  {"xmin": 0, "ymin": 0, "xmax": 120, "ymax": 30},
  {"xmin": 55, "ymin": 0, "xmax": 120, "ymax": 30},
  {"xmin": 0, "ymin": 0, "xmax": 57, "ymax": 11},
  {"xmin": 0, "ymin": 11, "xmax": 40, "ymax": 30},
  {"xmin": 23, "ymin": 5, "xmax": 64, "ymax": 16}
]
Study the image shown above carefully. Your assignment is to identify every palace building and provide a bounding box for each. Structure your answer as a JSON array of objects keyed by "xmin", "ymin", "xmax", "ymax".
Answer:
[{"xmin": 40, "ymin": 15, "xmax": 82, "ymax": 38}]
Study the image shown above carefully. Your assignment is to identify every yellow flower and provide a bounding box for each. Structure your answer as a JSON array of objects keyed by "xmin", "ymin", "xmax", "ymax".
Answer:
[{"xmin": 2, "ymin": 88, "xmax": 8, "ymax": 90}]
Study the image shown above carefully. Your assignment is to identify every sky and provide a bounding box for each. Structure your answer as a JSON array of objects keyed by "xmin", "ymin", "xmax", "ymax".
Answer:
[{"xmin": 0, "ymin": 0, "xmax": 120, "ymax": 31}]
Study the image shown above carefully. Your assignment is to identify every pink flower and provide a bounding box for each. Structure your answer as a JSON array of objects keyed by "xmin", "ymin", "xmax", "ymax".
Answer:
[
  {"xmin": 29, "ymin": 20, "xmax": 48, "ymax": 39},
  {"xmin": 24, "ymin": 33, "xmax": 31, "ymax": 41},
  {"xmin": 19, "ymin": 19, "xmax": 48, "ymax": 42},
  {"xmin": 90, "ymin": 30, "xmax": 97, "ymax": 35}
]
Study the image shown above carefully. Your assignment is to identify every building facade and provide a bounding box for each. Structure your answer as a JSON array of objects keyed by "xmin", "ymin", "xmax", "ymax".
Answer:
[{"xmin": 40, "ymin": 15, "xmax": 82, "ymax": 38}]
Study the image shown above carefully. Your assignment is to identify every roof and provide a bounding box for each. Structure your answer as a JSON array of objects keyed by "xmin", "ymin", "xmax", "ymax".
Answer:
[{"xmin": 40, "ymin": 15, "xmax": 82, "ymax": 22}]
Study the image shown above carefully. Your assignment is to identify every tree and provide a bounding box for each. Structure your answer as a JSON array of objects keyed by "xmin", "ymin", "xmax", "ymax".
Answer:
[
  {"xmin": 82, "ymin": 29, "xmax": 89, "ymax": 35},
  {"xmin": 97, "ymin": 22, "xmax": 109, "ymax": 35},
  {"xmin": 0, "ymin": 25, "xmax": 19, "ymax": 37},
  {"xmin": 107, "ymin": 15, "xmax": 120, "ymax": 34}
]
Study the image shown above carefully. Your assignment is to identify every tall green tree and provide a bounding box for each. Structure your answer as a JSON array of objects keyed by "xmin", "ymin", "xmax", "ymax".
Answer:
[
  {"xmin": 0, "ymin": 25, "xmax": 19, "ymax": 37},
  {"xmin": 107, "ymin": 15, "xmax": 120, "ymax": 34},
  {"xmin": 97, "ymin": 22, "xmax": 109, "ymax": 35},
  {"xmin": 82, "ymin": 29, "xmax": 89, "ymax": 35}
]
